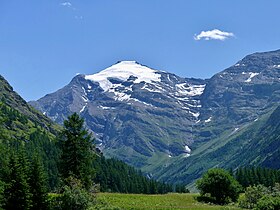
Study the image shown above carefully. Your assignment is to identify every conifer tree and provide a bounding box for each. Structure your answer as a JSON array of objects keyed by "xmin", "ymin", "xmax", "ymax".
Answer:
[
  {"xmin": 29, "ymin": 153, "xmax": 49, "ymax": 210},
  {"xmin": 5, "ymin": 153, "xmax": 32, "ymax": 210},
  {"xmin": 59, "ymin": 113, "xmax": 95, "ymax": 190}
]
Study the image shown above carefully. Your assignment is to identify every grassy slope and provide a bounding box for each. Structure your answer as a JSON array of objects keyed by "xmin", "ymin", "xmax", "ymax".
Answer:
[
  {"xmin": 96, "ymin": 193, "xmax": 242, "ymax": 210},
  {"xmin": 0, "ymin": 75, "xmax": 60, "ymax": 134},
  {"xmin": 153, "ymin": 105, "xmax": 279, "ymax": 189}
]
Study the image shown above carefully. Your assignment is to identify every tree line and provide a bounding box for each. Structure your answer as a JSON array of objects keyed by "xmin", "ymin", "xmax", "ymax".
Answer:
[
  {"xmin": 93, "ymin": 156, "xmax": 188, "ymax": 194},
  {"xmin": 235, "ymin": 166, "xmax": 280, "ymax": 188}
]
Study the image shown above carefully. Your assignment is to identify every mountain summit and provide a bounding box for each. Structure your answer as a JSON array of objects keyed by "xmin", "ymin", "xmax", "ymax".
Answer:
[
  {"xmin": 30, "ymin": 50, "xmax": 280, "ymax": 183},
  {"xmin": 30, "ymin": 60, "xmax": 206, "ymax": 170},
  {"xmin": 85, "ymin": 61, "xmax": 161, "ymax": 92}
]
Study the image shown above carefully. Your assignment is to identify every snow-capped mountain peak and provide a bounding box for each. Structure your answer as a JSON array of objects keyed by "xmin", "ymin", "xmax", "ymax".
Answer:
[{"xmin": 85, "ymin": 61, "xmax": 161, "ymax": 92}]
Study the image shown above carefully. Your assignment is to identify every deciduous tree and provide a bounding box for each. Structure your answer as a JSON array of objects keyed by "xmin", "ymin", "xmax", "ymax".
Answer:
[{"xmin": 196, "ymin": 168, "xmax": 241, "ymax": 204}]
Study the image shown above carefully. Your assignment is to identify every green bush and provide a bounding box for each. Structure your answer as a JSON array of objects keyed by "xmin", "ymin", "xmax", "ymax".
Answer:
[
  {"xmin": 48, "ymin": 177, "xmax": 96, "ymax": 210},
  {"xmin": 238, "ymin": 185, "xmax": 269, "ymax": 209},
  {"xmin": 238, "ymin": 183, "xmax": 280, "ymax": 209},
  {"xmin": 60, "ymin": 185, "xmax": 94, "ymax": 210},
  {"xmin": 256, "ymin": 195, "xmax": 280, "ymax": 210},
  {"xmin": 271, "ymin": 183, "xmax": 280, "ymax": 197},
  {"xmin": 196, "ymin": 168, "xmax": 242, "ymax": 204},
  {"xmin": 60, "ymin": 177, "xmax": 95, "ymax": 210}
]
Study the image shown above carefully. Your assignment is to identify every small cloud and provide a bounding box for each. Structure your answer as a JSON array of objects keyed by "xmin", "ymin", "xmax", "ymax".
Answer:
[
  {"xmin": 194, "ymin": 29, "xmax": 234, "ymax": 41},
  {"xmin": 60, "ymin": 2, "xmax": 83, "ymax": 20},
  {"xmin": 60, "ymin": 2, "xmax": 72, "ymax": 7}
]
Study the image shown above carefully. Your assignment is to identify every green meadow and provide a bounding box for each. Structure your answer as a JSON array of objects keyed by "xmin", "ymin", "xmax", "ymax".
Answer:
[{"xmin": 95, "ymin": 193, "xmax": 242, "ymax": 210}]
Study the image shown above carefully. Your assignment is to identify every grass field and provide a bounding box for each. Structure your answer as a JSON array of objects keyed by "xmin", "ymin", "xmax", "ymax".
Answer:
[{"xmin": 96, "ymin": 193, "xmax": 242, "ymax": 210}]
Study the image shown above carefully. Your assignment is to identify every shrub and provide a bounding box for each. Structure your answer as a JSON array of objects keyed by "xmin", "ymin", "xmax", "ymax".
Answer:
[
  {"xmin": 196, "ymin": 168, "xmax": 242, "ymax": 204},
  {"xmin": 256, "ymin": 195, "xmax": 280, "ymax": 210},
  {"xmin": 238, "ymin": 184, "xmax": 269, "ymax": 209},
  {"xmin": 59, "ymin": 177, "xmax": 95, "ymax": 210}
]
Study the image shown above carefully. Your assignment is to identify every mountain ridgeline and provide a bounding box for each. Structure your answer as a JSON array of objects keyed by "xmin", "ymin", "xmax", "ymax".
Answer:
[{"xmin": 29, "ymin": 50, "xmax": 280, "ymax": 184}]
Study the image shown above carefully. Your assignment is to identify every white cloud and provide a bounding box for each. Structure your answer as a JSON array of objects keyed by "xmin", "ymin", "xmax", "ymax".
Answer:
[
  {"xmin": 194, "ymin": 29, "xmax": 234, "ymax": 41},
  {"xmin": 60, "ymin": 2, "xmax": 72, "ymax": 7}
]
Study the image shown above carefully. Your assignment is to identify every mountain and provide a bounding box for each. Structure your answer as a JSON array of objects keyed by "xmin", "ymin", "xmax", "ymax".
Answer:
[
  {"xmin": 0, "ymin": 75, "xmax": 59, "ymax": 136},
  {"xmin": 153, "ymin": 50, "xmax": 280, "ymax": 184},
  {"xmin": 199, "ymin": 50, "xmax": 280, "ymax": 132},
  {"xmin": 30, "ymin": 50, "xmax": 280, "ymax": 184},
  {"xmin": 30, "ymin": 61, "xmax": 206, "ymax": 170}
]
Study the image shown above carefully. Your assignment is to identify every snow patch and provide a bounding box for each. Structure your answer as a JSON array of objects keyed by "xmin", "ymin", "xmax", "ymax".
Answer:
[
  {"xmin": 80, "ymin": 104, "xmax": 87, "ymax": 113},
  {"xmin": 141, "ymin": 83, "xmax": 161, "ymax": 93},
  {"xmin": 205, "ymin": 117, "xmax": 212, "ymax": 123},
  {"xmin": 85, "ymin": 61, "xmax": 161, "ymax": 92},
  {"xmin": 181, "ymin": 106, "xmax": 190, "ymax": 110},
  {"xmin": 245, "ymin": 72, "xmax": 259, "ymax": 82},
  {"xmin": 82, "ymin": 96, "xmax": 88, "ymax": 102},
  {"xmin": 187, "ymin": 103, "xmax": 201, "ymax": 108},
  {"xmin": 82, "ymin": 87, "xmax": 87, "ymax": 95},
  {"xmin": 131, "ymin": 98, "xmax": 154, "ymax": 107},
  {"xmin": 189, "ymin": 111, "xmax": 200, "ymax": 118},
  {"xmin": 235, "ymin": 63, "xmax": 245, "ymax": 67},
  {"xmin": 175, "ymin": 83, "xmax": 206, "ymax": 96},
  {"xmin": 167, "ymin": 74, "xmax": 171, "ymax": 82},
  {"xmin": 99, "ymin": 105, "xmax": 115, "ymax": 110},
  {"xmin": 185, "ymin": 146, "xmax": 191, "ymax": 153},
  {"xmin": 153, "ymin": 84, "xmax": 165, "ymax": 91},
  {"xmin": 184, "ymin": 153, "xmax": 190, "ymax": 158},
  {"xmin": 272, "ymin": 64, "xmax": 280, "ymax": 68},
  {"xmin": 113, "ymin": 92, "xmax": 131, "ymax": 101},
  {"xmin": 81, "ymin": 87, "xmax": 89, "ymax": 102}
]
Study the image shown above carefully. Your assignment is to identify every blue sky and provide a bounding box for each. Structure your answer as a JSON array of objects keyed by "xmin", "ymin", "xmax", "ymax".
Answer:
[{"xmin": 1, "ymin": 0, "xmax": 280, "ymax": 101}]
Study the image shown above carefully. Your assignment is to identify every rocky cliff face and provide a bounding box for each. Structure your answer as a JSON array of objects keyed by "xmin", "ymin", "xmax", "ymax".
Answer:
[{"xmin": 30, "ymin": 50, "xmax": 280, "ymax": 183}]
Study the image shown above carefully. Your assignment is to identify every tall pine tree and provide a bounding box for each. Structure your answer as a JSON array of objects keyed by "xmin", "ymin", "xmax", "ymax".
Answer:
[
  {"xmin": 29, "ymin": 153, "xmax": 49, "ymax": 210},
  {"xmin": 59, "ymin": 113, "xmax": 95, "ymax": 190},
  {"xmin": 5, "ymin": 153, "xmax": 32, "ymax": 210}
]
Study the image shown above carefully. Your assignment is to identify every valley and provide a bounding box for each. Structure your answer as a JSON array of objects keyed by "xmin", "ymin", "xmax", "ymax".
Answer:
[
  {"xmin": 0, "ymin": 49, "xmax": 280, "ymax": 209},
  {"xmin": 30, "ymin": 50, "xmax": 280, "ymax": 185}
]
